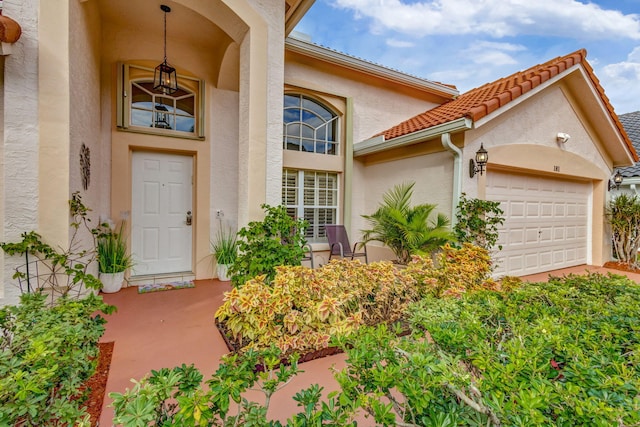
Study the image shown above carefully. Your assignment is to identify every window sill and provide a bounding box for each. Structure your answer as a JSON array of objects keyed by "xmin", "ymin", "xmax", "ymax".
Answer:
[{"xmin": 118, "ymin": 126, "xmax": 205, "ymax": 141}]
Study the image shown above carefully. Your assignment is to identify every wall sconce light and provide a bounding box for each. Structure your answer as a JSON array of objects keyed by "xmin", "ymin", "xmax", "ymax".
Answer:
[
  {"xmin": 608, "ymin": 170, "xmax": 623, "ymax": 191},
  {"xmin": 469, "ymin": 143, "xmax": 489, "ymax": 178},
  {"xmin": 153, "ymin": 5, "xmax": 178, "ymax": 95}
]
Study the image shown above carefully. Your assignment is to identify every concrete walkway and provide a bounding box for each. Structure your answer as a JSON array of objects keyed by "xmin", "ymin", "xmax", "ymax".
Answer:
[{"xmin": 98, "ymin": 265, "xmax": 640, "ymax": 426}]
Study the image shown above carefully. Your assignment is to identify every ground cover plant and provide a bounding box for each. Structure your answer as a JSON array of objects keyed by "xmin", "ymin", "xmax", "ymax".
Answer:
[
  {"xmin": 0, "ymin": 292, "xmax": 115, "ymax": 426},
  {"xmin": 335, "ymin": 272, "xmax": 640, "ymax": 426}
]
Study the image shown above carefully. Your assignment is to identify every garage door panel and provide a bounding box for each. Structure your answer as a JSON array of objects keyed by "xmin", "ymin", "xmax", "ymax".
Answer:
[{"xmin": 488, "ymin": 171, "xmax": 590, "ymax": 276}]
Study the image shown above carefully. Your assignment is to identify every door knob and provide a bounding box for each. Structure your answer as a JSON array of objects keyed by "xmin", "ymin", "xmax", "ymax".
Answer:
[{"xmin": 186, "ymin": 211, "xmax": 192, "ymax": 226}]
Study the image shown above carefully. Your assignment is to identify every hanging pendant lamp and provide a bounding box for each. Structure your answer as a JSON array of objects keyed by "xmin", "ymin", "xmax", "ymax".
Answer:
[{"xmin": 153, "ymin": 4, "xmax": 178, "ymax": 94}]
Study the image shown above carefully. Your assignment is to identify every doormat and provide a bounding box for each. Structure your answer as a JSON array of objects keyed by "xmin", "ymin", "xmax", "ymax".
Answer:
[{"xmin": 138, "ymin": 281, "xmax": 195, "ymax": 294}]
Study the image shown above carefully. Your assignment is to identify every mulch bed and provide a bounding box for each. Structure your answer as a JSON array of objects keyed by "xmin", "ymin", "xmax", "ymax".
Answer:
[
  {"xmin": 82, "ymin": 341, "xmax": 114, "ymax": 426},
  {"xmin": 602, "ymin": 261, "xmax": 640, "ymax": 274}
]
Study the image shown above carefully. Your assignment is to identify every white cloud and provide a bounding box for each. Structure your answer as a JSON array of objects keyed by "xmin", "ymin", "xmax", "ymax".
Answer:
[
  {"xmin": 599, "ymin": 47, "xmax": 640, "ymax": 113},
  {"xmin": 330, "ymin": 0, "xmax": 640, "ymax": 40},
  {"xmin": 462, "ymin": 41, "xmax": 526, "ymax": 66},
  {"xmin": 386, "ymin": 38, "xmax": 415, "ymax": 48}
]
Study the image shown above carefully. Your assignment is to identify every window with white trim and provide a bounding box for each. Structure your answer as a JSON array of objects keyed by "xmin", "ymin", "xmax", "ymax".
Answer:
[
  {"xmin": 282, "ymin": 92, "xmax": 344, "ymax": 243},
  {"xmin": 283, "ymin": 169, "xmax": 338, "ymax": 242},
  {"xmin": 284, "ymin": 94, "xmax": 338, "ymax": 155},
  {"xmin": 117, "ymin": 63, "xmax": 205, "ymax": 139}
]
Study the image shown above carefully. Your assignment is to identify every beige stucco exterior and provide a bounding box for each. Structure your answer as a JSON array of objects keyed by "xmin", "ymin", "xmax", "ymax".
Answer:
[{"xmin": 0, "ymin": 0, "xmax": 633, "ymax": 304}]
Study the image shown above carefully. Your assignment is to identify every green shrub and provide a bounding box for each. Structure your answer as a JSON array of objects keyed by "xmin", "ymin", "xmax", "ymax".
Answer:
[
  {"xmin": 454, "ymin": 193, "xmax": 504, "ymax": 251},
  {"xmin": 0, "ymin": 292, "xmax": 115, "ymax": 426},
  {"xmin": 111, "ymin": 348, "xmax": 358, "ymax": 426},
  {"xmin": 229, "ymin": 204, "xmax": 308, "ymax": 287},
  {"xmin": 0, "ymin": 192, "xmax": 105, "ymax": 301},
  {"xmin": 334, "ymin": 272, "xmax": 640, "ymax": 426}
]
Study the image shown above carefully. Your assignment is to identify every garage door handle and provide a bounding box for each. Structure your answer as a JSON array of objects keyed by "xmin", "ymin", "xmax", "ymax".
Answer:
[{"xmin": 186, "ymin": 211, "xmax": 192, "ymax": 226}]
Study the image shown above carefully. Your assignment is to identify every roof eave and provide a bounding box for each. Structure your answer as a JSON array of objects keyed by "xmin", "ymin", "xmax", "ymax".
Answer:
[
  {"xmin": 354, "ymin": 117, "xmax": 473, "ymax": 157},
  {"xmin": 285, "ymin": 0, "xmax": 315, "ymax": 36},
  {"xmin": 285, "ymin": 37, "xmax": 459, "ymax": 98}
]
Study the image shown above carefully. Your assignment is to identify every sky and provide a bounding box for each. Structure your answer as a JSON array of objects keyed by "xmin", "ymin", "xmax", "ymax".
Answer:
[{"xmin": 294, "ymin": 0, "xmax": 640, "ymax": 114}]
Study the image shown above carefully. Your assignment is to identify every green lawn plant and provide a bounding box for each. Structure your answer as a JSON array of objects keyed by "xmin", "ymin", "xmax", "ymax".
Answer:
[
  {"xmin": 0, "ymin": 292, "xmax": 115, "ymax": 426},
  {"xmin": 606, "ymin": 193, "xmax": 640, "ymax": 268},
  {"xmin": 97, "ymin": 221, "xmax": 134, "ymax": 273},
  {"xmin": 229, "ymin": 204, "xmax": 308, "ymax": 287},
  {"xmin": 361, "ymin": 182, "xmax": 454, "ymax": 264}
]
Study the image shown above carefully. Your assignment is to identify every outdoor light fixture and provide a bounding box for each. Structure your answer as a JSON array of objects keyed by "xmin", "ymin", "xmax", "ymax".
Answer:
[
  {"xmin": 608, "ymin": 169, "xmax": 623, "ymax": 191},
  {"xmin": 154, "ymin": 104, "xmax": 171, "ymax": 129},
  {"xmin": 469, "ymin": 143, "xmax": 489, "ymax": 178},
  {"xmin": 153, "ymin": 5, "xmax": 178, "ymax": 95}
]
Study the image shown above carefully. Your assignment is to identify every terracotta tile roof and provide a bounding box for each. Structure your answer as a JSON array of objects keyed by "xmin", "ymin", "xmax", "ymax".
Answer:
[{"xmin": 377, "ymin": 49, "xmax": 638, "ymax": 161}]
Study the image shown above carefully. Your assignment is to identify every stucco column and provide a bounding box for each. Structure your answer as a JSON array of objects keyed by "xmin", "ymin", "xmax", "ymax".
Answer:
[
  {"xmin": 38, "ymin": 0, "xmax": 70, "ymax": 247},
  {"xmin": 236, "ymin": 1, "xmax": 284, "ymax": 226},
  {"xmin": 1, "ymin": 0, "xmax": 41, "ymax": 305}
]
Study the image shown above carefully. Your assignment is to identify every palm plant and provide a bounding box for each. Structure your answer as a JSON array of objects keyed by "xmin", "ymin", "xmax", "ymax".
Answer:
[{"xmin": 361, "ymin": 182, "xmax": 453, "ymax": 264}]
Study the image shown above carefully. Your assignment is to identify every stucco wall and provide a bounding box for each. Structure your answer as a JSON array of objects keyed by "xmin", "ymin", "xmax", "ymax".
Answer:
[
  {"xmin": 353, "ymin": 150, "xmax": 454, "ymax": 244},
  {"xmin": 285, "ymin": 55, "xmax": 443, "ymax": 143},
  {"xmin": 461, "ymin": 85, "xmax": 611, "ymax": 197},
  {"xmin": 1, "ymin": 0, "xmax": 40, "ymax": 306},
  {"xmin": 68, "ymin": 0, "xmax": 103, "ymax": 279}
]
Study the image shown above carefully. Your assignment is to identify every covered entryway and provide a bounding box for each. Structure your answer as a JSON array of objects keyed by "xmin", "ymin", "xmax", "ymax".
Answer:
[
  {"xmin": 131, "ymin": 151, "xmax": 193, "ymax": 276},
  {"xmin": 487, "ymin": 170, "xmax": 590, "ymax": 276}
]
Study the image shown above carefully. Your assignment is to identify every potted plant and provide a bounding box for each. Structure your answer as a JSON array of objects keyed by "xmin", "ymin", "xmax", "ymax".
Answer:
[
  {"xmin": 211, "ymin": 227, "xmax": 237, "ymax": 282},
  {"xmin": 97, "ymin": 222, "xmax": 134, "ymax": 293}
]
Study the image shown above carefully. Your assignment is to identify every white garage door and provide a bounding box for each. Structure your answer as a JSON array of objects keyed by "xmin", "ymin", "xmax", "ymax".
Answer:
[{"xmin": 487, "ymin": 171, "xmax": 590, "ymax": 276}]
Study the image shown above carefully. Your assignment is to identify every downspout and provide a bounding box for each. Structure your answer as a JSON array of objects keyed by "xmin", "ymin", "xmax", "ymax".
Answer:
[{"xmin": 441, "ymin": 133, "xmax": 462, "ymax": 226}]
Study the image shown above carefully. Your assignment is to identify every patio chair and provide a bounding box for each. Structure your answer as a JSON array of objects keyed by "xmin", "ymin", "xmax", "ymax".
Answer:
[
  {"xmin": 325, "ymin": 224, "xmax": 368, "ymax": 263},
  {"xmin": 301, "ymin": 243, "xmax": 314, "ymax": 268}
]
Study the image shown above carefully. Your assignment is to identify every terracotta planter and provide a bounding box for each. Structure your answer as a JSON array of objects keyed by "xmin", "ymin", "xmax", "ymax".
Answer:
[
  {"xmin": 216, "ymin": 264, "xmax": 232, "ymax": 282},
  {"xmin": 99, "ymin": 272, "xmax": 125, "ymax": 293}
]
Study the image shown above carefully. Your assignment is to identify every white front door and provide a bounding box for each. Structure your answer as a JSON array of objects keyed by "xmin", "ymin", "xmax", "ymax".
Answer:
[
  {"xmin": 487, "ymin": 171, "xmax": 590, "ymax": 276},
  {"xmin": 131, "ymin": 151, "xmax": 193, "ymax": 276}
]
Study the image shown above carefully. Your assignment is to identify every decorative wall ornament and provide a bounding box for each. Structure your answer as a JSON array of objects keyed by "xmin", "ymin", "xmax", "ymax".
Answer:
[{"xmin": 80, "ymin": 143, "xmax": 91, "ymax": 190}]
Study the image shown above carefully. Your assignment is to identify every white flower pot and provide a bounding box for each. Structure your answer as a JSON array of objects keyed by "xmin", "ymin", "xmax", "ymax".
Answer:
[
  {"xmin": 216, "ymin": 264, "xmax": 231, "ymax": 282},
  {"xmin": 100, "ymin": 271, "xmax": 125, "ymax": 293}
]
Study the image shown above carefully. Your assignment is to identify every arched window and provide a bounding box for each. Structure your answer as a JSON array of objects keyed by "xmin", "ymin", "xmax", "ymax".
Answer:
[
  {"xmin": 282, "ymin": 93, "xmax": 343, "ymax": 242},
  {"xmin": 283, "ymin": 94, "xmax": 338, "ymax": 155}
]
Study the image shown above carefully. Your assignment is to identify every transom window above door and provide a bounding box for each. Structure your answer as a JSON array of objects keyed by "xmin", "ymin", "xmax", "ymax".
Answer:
[
  {"xmin": 117, "ymin": 63, "xmax": 205, "ymax": 139},
  {"xmin": 283, "ymin": 94, "xmax": 339, "ymax": 155},
  {"xmin": 131, "ymin": 81, "xmax": 195, "ymax": 133}
]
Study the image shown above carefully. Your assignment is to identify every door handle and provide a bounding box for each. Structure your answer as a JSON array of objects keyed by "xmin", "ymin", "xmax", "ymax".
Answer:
[{"xmin": 186, "ymin": 211, "xmax": 192, "ymax": 226}]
